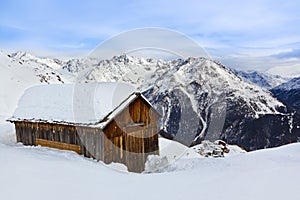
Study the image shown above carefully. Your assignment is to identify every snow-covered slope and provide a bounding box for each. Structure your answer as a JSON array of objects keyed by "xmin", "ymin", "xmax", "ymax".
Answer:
[
  {"xmin": 0, "ymin": 51, "xmax": 71, "ymax": 124},
  {"xmin": 0, "ymin": 129, "xmax": 300, "ymax": 200},
  {"xmin": 10, "ymin": 51, "xmax": 64, "ymax": 69},
  {"xmin": 7, "ymin": 51, "xmax": 73, "ymax": 83},
  {"xmin": 159, "ymin": 137, "xmax": 201, "ymax": 160},
  {"xmin": 234, "ymin": 70, "xmax": 289, "ymax": 89}
]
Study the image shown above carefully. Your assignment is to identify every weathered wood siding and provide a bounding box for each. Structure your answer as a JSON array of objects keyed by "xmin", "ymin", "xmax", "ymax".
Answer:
[
  {"xmin": 15, "ymin": 121, "xmax": 37, "ymax": 145},
  {"xmin": 13, "ymin": 95, "xmax": 159, "ymax": 173},
  {"xmin": 14, "ymin": 122, "xmax": 103, "ymax": 159},
  {"xmin": 75, "ymin": 126, "xmax": 104, "ymax": 161},
  {"xmin": 103, "ymin": 96, "xmax": 159, "ymax": 172}
]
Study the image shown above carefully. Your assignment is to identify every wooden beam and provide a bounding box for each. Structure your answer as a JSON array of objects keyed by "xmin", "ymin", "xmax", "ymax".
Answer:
[{"xmin": 36, "ymin": 138, "xmax": 81, "ymax": 154}]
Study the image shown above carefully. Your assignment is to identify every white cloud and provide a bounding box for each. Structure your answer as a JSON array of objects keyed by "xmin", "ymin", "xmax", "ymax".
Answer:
[{"xmin": 267, "ymin": 63, "xmax": 300, "ymax": 77}]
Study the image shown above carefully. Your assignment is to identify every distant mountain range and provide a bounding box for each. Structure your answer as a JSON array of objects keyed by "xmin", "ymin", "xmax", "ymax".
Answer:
[
  {"xmin": 272, "ymin": 77, "xmax": 300, "ymax": 109},
  {"xmin": 1, "ymin": 50, "xmax": 299, "ymax": 150},
  {"xmin": 233, "ymin": 70, "xmax": 290, "ymax": 90},
  {"xmin": 271, "ymin": 77, "xmax": 300, "ymax": 139}
]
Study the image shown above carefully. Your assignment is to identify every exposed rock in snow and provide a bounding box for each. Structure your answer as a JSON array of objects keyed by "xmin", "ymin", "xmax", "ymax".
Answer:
[{"xmin": 192, "ymin": 140, "xmax": 246, "ymax": 158}]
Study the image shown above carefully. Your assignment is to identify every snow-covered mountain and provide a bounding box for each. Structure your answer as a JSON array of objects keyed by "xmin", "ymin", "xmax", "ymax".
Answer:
[
  {"xmin": 67, "ymin": 54, "xmax": 299, "ymax": 150},
  {"xmin": 0, "ymin": 50, "xmax": 73, "ymax": 123},
  {"xmin": 273, "ymin": 76, "xmax": 300, "ymax": 91},
  {"xmin": 9, "ymin": 51, "xmax": 64, "ymax": 69},
  {"xmin": 234, "ymin": 70, "xmax": 289, "ymax": 90},
  {"xmin": 271, "ymin": 77, "xmax": 300, "ymax": 137},
  {"xmin": 271, "ymin": 77, "xmax": 300, "ymax": 111},
  {"xmin": 1, "ymin": 51, "xmax": 299, "ymax": 151},
  {"xmin": 141, "ymin": 58, "xmax": 297, "ymax": 150},
  {"xmin": 64, "ymin": 54, "xmax": 166, "ymax": 88}
]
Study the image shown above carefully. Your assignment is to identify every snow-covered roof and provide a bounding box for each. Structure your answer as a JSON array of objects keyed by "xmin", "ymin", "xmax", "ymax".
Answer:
[{"xmin": 8, "ymin": 82, "xmax": 153, "ymax": 128}]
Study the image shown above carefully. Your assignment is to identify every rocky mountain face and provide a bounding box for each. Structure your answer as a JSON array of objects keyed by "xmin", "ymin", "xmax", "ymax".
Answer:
[
  {"xmin": 271, "ymin": 77, "xmax": 300, "ymax": 137},
  {"xmin": 271, "ymin": 77, "xmax": 300, "ymax": 110},
  {"xmin": 141, "ymin": 58, "xmax": 297, "ymax": 150}
]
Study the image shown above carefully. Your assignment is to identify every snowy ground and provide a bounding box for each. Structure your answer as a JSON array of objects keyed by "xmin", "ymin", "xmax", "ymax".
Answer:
[{"xmin": 1, "ymin": 127, "xmax": 300, "ymax": 200}]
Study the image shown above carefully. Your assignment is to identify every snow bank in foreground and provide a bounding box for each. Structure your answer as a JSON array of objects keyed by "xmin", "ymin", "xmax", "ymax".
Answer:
[
  {"xmin": 0, "ymin": 121, "xmax": 15, "ymax": 144},
  {"xmin": 0, "ymin": 130, "xmax": 300, "ymax": 200},
  {"xmin": 144, "ymin": 138, "xmax": 246, "ymax": 173},
  {"xmin": 144, "ymin": 138, "xmax": 202, "ymax": 173},
  {"xmin": 159, "ymin": 137, "xmax": 201, "ymax": 160}
]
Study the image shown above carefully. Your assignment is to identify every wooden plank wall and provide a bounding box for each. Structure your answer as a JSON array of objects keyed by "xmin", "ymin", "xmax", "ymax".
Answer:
[
  {"xmin": 76, "ymin": 126, "xmax": 104, "ymax": 161},
  {"xmin": 103, "ymin": 96, "xmax": 160, "ymax": 172},
  {"xmin": 14, "ymin": 122, "xmax": 104, "ymax": 161},
  {"xmin": 15, "ymin": 121, "xmax": 37, "ymax": 145}
]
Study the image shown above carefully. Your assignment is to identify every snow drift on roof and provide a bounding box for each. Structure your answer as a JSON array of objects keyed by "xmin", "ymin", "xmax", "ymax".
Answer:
[{"xmin": 9, "ymin": 82, "xmax": 136, "ymax": 126}]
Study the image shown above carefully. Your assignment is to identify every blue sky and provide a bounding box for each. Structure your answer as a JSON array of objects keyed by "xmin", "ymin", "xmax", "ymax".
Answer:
[{"xmin": 1, "ymin": 0, "xmax": 300, "ymax": 71}]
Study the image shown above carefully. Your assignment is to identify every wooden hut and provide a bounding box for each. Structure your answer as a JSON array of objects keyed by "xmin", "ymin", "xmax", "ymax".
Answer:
[{"xmin": 8, "ymin": 83, "xmax": 160, "ymax": 172}]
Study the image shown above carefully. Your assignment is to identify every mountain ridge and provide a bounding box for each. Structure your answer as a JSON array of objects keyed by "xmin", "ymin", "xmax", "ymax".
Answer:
[{"xmin": 233, "ymin": 70, "xmax": 289, "ymax": 90}]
